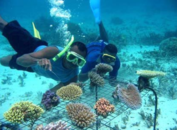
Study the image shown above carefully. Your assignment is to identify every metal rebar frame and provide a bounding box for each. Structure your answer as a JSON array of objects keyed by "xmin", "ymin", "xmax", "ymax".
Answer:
[{"xmin": 0, "ymin": 80, "xmax": 149, "ymax": 130}]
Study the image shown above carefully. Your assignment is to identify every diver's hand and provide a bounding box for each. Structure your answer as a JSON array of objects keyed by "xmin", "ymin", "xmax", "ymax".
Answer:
[
  {"xmin": 37, "ymin": 58, "xmax": 52, "ymax": 71},
  {"xmin": 108, "ymin": 76, "xmax": 119, "ymax": 87}
]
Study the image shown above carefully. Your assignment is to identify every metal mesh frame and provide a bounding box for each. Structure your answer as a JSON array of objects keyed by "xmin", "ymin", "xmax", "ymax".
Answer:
[{"xmin": 0, "ymin": 79, "xmax": 149, "ymax": 130}]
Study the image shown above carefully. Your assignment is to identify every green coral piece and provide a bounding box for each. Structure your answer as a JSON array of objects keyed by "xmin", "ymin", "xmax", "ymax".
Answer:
[{"xmin": 4, "ymin": 101, "xmax": 44, "ymax": 124}]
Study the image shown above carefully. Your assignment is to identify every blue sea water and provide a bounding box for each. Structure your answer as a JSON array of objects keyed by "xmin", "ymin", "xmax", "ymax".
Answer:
[{"xmin": 0, "ymin": 0, "xmax": 177, "ymax": 130}]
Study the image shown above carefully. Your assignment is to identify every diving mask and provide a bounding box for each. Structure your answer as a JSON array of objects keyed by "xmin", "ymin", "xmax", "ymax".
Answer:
[
  {"xmin": 102, "ymin": 53, "xmax": 116, "ymax": 63},
  {"xmin": 66, "ymin": 51, "xmax": 86, "ymax": 67}
]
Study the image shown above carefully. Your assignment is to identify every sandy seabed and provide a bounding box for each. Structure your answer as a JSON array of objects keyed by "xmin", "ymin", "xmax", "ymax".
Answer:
[{"xmin": 0, "ymin": 11, "xmax": 177, "ymax": 129}]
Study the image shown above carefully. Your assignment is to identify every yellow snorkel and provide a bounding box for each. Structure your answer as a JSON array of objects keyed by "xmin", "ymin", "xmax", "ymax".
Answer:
[
  {"xmin": 32, "ymin": 22, "xmax": 74, "ymax": 61},
  {"xmin": 52, "ymin": 35, "xmax": 74, "ymax": 61}
]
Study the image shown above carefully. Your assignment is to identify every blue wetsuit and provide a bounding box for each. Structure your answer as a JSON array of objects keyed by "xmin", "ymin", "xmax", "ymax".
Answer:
[{"xmin": 81, "ymin": 41, "xmax": 120, "ymax": 78}]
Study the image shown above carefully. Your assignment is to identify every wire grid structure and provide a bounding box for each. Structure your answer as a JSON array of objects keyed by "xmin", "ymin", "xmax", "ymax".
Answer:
[{"xmin": 0, "ymin": 79, "xmax": 150, "ymax": 130}]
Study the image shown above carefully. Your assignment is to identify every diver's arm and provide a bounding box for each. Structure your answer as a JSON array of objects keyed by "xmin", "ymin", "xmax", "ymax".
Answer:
[
  {"xmin": 108, "ymin": 76, "xmax": 119, "ymax": 87},
  {"xmin": 16, "ymin": 46, "xmax": 59, "ymax": 67},
  {"xmin": 79, "ymin": 73, "xmax": 89, "ymax": 82},
  {"xmin": 79, "ymin": 60, "xmax": 96, "ymax": 82},
  {"xmin": 63, "ymin": 75, "xmax": 78, "ymax": 85},
  {"xmin": 50, "ymin": 82, "xmax": 64, "ymax": 93},
  {"xmin": 108, "ymin": 59, "xmax": 120, "ymax": 86}
]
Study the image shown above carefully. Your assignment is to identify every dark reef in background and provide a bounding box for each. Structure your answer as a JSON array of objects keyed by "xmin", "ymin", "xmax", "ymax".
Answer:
[
  {"xmin": 67, "ymin": 22, "xmax": 88, "ymax": 43},
  {"xmin": 164, "ymin": 29, "xmax": 177, "ymax": 39},
  {"xmin": 110, "ymin": 17, "xmax": 124, "ymax": 25},
  {"xmin": 34, "ymin": 17, "xmax": 64, "ymax": 45},
  {"xmin": 34, "ymin": 17, "xmax": 98, "ymax": 45},
  {"xmin": 138, "ymin": 29, "xmax": 177, "ymax": 46},
  {"xmin": 139, "ymin": 32, "xmax": 164, "ymax": 45}
]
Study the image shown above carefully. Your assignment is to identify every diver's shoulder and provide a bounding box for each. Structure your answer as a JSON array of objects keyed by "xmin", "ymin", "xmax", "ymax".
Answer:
[
  {"xmin": 87, "ymin": 51, "xmax": 100, "ymax": 61},
  {"xmin": 87, "ymin": 40, "xmax": 105, "ymax": 46}
]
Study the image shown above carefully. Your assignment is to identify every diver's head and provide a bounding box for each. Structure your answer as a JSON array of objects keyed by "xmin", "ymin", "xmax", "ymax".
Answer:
[
  {"xmin": 64, "ymin": 41, "xmax": 87, "ymax": 69},
  {"xmin": 102, "ymin": 44, "xmax": 117, "ymax": 64}
]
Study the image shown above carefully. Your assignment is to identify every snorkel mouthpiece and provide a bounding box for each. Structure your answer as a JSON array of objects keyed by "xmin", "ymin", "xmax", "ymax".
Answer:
[{"xmin": 53, "ymin": 35, "xmax": 74, "ymax": 61}]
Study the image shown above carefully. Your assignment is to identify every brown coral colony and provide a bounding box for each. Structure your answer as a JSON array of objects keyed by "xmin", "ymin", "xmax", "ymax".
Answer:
[
  {"xmin": 66, "ymin": 103, "xmax": 95, "ymax": 128},
  {"xmin": 95, "ymin": 63, "xmax": 113, "ymax": 77},
  {"xmin": 88, "ymin": 71, "xmax": 105, "ymax": 87}
]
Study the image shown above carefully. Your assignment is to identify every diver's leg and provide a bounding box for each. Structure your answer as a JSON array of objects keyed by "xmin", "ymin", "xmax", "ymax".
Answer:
[
  {"xmin": 98, "ymin": 21, "xmax": 109, "ymax": 42},
  {"xmin": 0, "ymin": 55, "xmax": 13, "ymax": 66},
  {"xmin": 1, "ymin": 19, "xmax": 47, "ymax": 72},
  {"xmin": 2, "ymin": 20, "xmax": 48, "ymax": 54},
  {"xmin": 89, "ymin": 0, "xmax": 109, "ymax": 42},
  {"xmin": 0, "ymin": 16, "xmax": 7, "ymax": 31},
  {"xmin": 0, "ymin": 54, "xmax": 34, "ymax": 72},
  {"xmin": 0, "ymin": 17, "xmax": 12, "ymax": 67}
]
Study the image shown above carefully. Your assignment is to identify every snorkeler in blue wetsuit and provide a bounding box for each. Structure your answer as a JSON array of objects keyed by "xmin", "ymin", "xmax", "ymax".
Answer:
[
  {"xmin": 0, "ymin": 16, "xmax": 87, "ymax": 92},
  {"xmin": 79, "ymin": 0, "xmax": 121, "ymax": 85}
]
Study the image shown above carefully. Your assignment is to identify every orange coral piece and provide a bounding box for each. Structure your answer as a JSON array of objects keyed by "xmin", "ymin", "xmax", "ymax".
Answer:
[{"xmin": 94, "ymin": 98, "xmax": 115, "ymax": 117}]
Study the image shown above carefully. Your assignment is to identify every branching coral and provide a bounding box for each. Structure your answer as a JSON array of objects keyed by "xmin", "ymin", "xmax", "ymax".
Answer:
[
  {"xmin": 56, "ymin": 84, "xmax": 82, "ymax": 100},
  {"xmin": 95, "ymin": 63, "xmax": 113, "ymax": 77},
  {"xmin": 36, "ymin": 120, "xmax": 70, "ymax": 130},
  {"xmin": 139, "ymin": 32, "xmax": 163, "ymax": 45},
  {"xmin": 88, "ymin": 71, "xmax": 105, "ymax": 87},
  {"xmin": 94, "ymin": 98, "xmax": 115, "ymax": 117},
  {"xmin": 136, "ymin": 70, "xmax": 166, "ymax": 79},
  {"xmin": 117, "ymin": 84, "xmax": 142, "ymax": 109},
  {"xmin": 4, "ymin": 101, "xmax": 44, "ymax": 124},
  {"xmin": 41, "ymin": 90, "xmax": 60, "ymax": 110},
  {"xmin": 66, "ymin": 103, "xmax": 95, "ymax": 128}
]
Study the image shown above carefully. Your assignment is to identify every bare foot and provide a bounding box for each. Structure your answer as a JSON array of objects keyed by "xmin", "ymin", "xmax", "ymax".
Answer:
[
  {"xmin": 0, "ymin": 16, "xmax": 7, "ymax": 31},
  {"xmin": 0, "ymin": 55, "xmax": 12, "ymax": 66}
]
